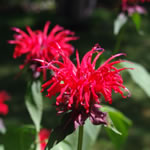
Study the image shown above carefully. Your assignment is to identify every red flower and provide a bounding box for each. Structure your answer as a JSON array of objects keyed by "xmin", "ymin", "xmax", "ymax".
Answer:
[
  {"xmin": 9, "ymin": 21, "xmax": 78, "ymax": 79},
  {"xmin": 0, "ymin": 91, "xmax": 10, "ymax": 115},
  {"xmin": 40, "ymin": 44, "xmax": 131, "ymax": 128},
  {"xmin": 39, "ymin": 129, "xmax": 51, "ymax": 150}
]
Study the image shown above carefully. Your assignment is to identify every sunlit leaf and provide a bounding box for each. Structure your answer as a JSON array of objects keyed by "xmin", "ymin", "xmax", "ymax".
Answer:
[
  {"xmin": 114, "ymin": 13, "xmax": 128, "ymax": 35},
  {"xmin": 0, "ymin": 119, "xmax": 6, "ymax": 134},
  {"xmin": 25, "ymin": 81, "xmax": 43, "ymax": 132},
  {"xmin": 121, "ymin": 61, "xmax": 150, "ymax": 97},
  {"xmin": 0, "ymin": 145, "xmax": 4, "ymax": 150},
  {"xmin": 101, "ymin": 106, "xmax": 132, "ymax": 150}
]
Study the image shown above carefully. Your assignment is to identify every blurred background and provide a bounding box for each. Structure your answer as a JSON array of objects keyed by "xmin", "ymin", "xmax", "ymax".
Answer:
[{"xmin": 0, "ymin": 0, "xmax": 150, "ymax": 150}]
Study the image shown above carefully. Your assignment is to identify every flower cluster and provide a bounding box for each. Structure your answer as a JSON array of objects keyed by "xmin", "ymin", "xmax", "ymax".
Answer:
[
  {"xmin": 121, "ymin": 0, "xmax": 149, "ymax": 15},
  {"xmin": 9, "ymin": 21, "xmax": 78, "ymax": 79},
  {"xmin": 39, "ymin": 44, "xmax": 131, "ymax": 128},
  {"xmin": 0, "ymin": 91, "xmax": 10, "ymax": 115},
  {"xmin": 38, "ymin": 129, "xmax": 51, "ymax": 150}
]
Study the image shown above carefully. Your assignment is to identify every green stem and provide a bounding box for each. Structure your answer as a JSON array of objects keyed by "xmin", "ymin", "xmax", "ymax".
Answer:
[
  {"xmin": 114, "ymin": 25, "xmax": 126, "ymax": 54},
  {"xmin": 36, "ymin": 132, "xmax": 40, "ymax": 150},
  {"xmin": 77, "ymin": 125, "xmax": 84, "ymax": 150}
]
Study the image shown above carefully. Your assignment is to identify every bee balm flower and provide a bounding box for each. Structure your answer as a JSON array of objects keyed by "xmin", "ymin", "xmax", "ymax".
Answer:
[
  {"xmin": 9, "ymin": 21, "xmax": 78, "ymax": 79},
  {"xmin": 40, "ymin": 44, "xmax": 131, "ymax": 128}
]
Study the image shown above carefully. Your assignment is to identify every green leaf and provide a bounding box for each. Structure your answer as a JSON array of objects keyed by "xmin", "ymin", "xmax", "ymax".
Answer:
[
  {"xmin": 114, "ymin": 13, "xmax": 127, "ymax": 35},
  {"xmin": 0, "ymin": 119, "xmax": 6, "ymax": 134},
  {"xmin": 101, "ymin": 106, "xmax": 132, "ymax": 150},
  {"xmin": 51, "ymin": 142, "xmax": 70, "ymax": 150},
  {"xmin": 105, "ymin": 115, "xmax": 122, "ymax": 135},
  {"xmin": 82, "ymin": 119, "xmax": 101, "ymax": 150},
  {"xmin": 0, "ymin": 145, "xmax": 4, "ymax": 150},
  {"xmin": 0, "ymin": 125, "xmax": 36, "ymax": 150},
  {"xmin": 121, "ymin": 61, "xmax": 150, "ymax": 97},
  {"xmin": 25, "ymin": 81, "xmax": 43, "ymax": 132},
  {"xmin": 131, "ymin": 12, "xmax": 141, "ymax": 32},
  {"xmin": 45, "ymin": 113, "xmax": 75, "ymax": 149},
  {"xmin": 48, "ymin": 119, "xmax": 101, "ymax": 150}
]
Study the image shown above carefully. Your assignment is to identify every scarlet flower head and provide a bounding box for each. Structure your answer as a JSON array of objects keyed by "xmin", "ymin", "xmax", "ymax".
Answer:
[
  {"xmin": 40, "ymin": 44, "xmax": 131, "ymax": 128},
  {"xmin": 9, "ymin": 21, "xmax": 78, "ymax": 78},
  {"xmin": 121, "ymin": 0, "xmax": 149, "ymax": 15},
  {"xmin": 0, "ymin": 91, "xmax": 10, "ymax": 115},
  {"xmin": 38, "ymin": 128, "xmax": 51, "ymax": 150}
]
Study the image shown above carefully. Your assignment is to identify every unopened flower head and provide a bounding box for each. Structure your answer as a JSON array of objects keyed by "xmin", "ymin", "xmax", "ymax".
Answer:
[
  {"xmin": 0, "ymin": 91, "xmax": 10, "ymax": 115},
  {"xmin": 40, "ymin": 44, "xmax": 132, "ymax": 128},
  {"xmin": 9, "ymin": 21, "xmax": 78, "ymax": 78},
  {"xmin": 122, "ymin": 0, "xmax": 149, "ymax": 15}
]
